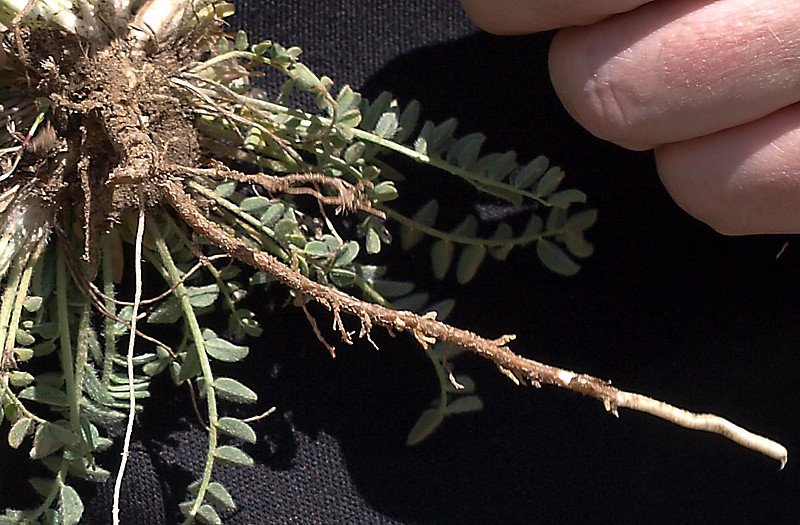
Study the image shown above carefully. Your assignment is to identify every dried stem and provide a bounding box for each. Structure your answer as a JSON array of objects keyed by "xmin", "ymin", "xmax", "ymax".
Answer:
[{"xmin": 159, "ymin": 176, "xmax": 788, "ymax": 467}]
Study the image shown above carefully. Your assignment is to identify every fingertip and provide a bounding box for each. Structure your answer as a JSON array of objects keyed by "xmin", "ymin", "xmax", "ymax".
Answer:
[
  {"xmin": 458, "ymin": 0, "xmax": 554, "ymax": 34},
  {"xmin": 656, "ymin": 105, "xmax": 800, "ymax": 235},
  {"xmin": 549, "ymin": 27, "xmax": 655, "ymax": 151}
]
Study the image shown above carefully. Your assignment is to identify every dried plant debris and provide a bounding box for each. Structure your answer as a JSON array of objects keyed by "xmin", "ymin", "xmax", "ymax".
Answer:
[{"xmin": 0, "ymin": 1, "xmax": 786, "ymax": 523}]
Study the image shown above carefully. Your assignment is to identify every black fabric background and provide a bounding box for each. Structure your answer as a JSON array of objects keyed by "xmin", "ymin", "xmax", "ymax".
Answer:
[{"xmin": 3, "ymin": 1, "xmax": 800, "ymax": 523}]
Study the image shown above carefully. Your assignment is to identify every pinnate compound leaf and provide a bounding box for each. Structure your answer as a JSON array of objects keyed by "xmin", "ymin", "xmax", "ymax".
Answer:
[
  {"xmin": 214, "ymin": 378, "xmax": 257, "ymax": 404},
  {"xmin": 60, "ymin": 485, "xmax": 84, "ymax": 525},
  {"xmin": 213, "ymin": 445, "xmax": 254, "ymax": 467},
  {"xmin": 8, "ymin": 417, "xmax": 32, "ymax": 449},
  {"xmin": 537, "ymin": 239, "xmax": 580, "ymax": 276},
  {"xmin": 216, "ymin": 417, "xmax": 257, "ymax": 444},
  {"xmin": 456, "ymin": 245, "xmax": 486, "ymax": 284},
  {"xmin": 406, "ymin": 408, "xmax": 444, "ymax": 446},
  {"xmin": 431, "ymin": 240, "xmax": 454, "ymax": 280},
  {"xmin": 81, "ymin": 364, "xmax": 115, "ymax": 405}
]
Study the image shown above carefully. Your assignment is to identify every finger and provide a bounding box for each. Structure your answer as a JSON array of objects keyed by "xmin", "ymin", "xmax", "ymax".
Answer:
[
  {"xmin": 656, "ymin": 103, "xmax": 800, "ymax": 235},
  {"xmin": 549, "ymin": 0, "xmax": 800, "ymax": 150},
  {"xmin": 459, "ymin": 0, "xmax": 651, "ymax": 34}
]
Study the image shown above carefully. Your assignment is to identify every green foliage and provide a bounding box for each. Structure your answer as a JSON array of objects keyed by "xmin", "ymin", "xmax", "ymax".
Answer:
[
  {"xmin": 407, "ymin": 342, "xmax": 484, "ymax": 446},
  {"xmin": 392, "ymin": 154, "xmax": 595, "ymax": 283},
  {"xmin": 0, "ymin": 6, "xmax": 594, "ymax": 523}
]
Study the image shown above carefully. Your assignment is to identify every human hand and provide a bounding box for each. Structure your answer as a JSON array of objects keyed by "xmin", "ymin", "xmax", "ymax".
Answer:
[{"xmin": 460, "ymin": 0, "xmax": 800, "ymax": 234}]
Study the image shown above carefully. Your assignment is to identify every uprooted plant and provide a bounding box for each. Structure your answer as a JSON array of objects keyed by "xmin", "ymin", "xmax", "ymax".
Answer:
[{"xmin": 0, "ymin": 0, "xmax": 787, "ymax": 523}]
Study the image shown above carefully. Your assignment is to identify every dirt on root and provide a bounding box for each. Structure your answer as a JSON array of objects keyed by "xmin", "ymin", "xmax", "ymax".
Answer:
[{"xmin": 8, "ymin": 27, "xmax": 203, "ymax": 270}]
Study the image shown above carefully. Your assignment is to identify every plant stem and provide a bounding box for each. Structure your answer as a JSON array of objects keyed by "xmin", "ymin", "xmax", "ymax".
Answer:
[
  {"xmin": 161, "ymin": 176, "xmax": 788, "ymax": 467},
  {"xmin": 0, "ymin": 251, "xmax": 25, "ymax": 366},
  {"xmin": 239, "ymin": 95, "xmax": 548, "ymax": 206},
  {"xmin": 55, "ymin": 248, "xmax": 79, "ymax": 432},
  {"xmin": 185, "ymin": 179, "xmax": 288, "ymax": 261},
  {"xmin": 380, "ymin": 205, "xmax": 559, "ymax": 247},
  {"xmin": 152, "ymin": 220, "xmax": 219, "ymax": 524}
]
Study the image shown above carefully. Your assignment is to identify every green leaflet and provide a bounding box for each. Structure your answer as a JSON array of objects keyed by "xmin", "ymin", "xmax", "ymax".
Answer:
[
  {"xmin": 431, "ymin": 240, "xmax": 454, "ymax": 280},
  {"xmin": 204, "ymin": 482, "xmax": 236, "ymax": 512},
  {"xmin": 444, "ymin": 395, "xmax": 483, "ymax": 415},
  {"xmin": 216, "ymin": 417, "xmax": 257, "ymax": 444},
  {"xmin": 213, "ymin": 445, "xmax": 254, "ymax": 468},
  {"xmin": 536, "ymin": 239, "xmax": 580, "ymax": 276},
  {"xmin": 456, "ymin": 245, "xmax": 486, "ymax": 284},
  {"xmin": 406, "ymin": 408, "xmax": 444, "ymax": 446},
  {"xmin": 18, "ymin": 385, "xmax": 68, "ymax": 407},
  {"xmin": 59, "ymin": 485, "xmax": 84, "ymax": 525},
  {"xmin": 30, "ymin": 422, "xmax": 78, "ymax": 459},
  {"xmin": 213, "ymin": 377, "xmax": 258, "ymax": 404},
  {"xmin": 203, "ymin": 329, "xmax": 249, "ymax": 363},
  {"xmin": 8, "ymin": 417, "xmax": 32, "ymax": 449}
]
